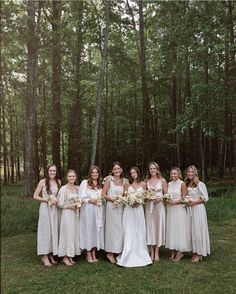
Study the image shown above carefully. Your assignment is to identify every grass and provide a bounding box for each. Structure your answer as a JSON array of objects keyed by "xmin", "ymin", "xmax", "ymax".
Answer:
[{"xmin": 1, "ymin": 182, "xmax": 236, "ymax": 293}]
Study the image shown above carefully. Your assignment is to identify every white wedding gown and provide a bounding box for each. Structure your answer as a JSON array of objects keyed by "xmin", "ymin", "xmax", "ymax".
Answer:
[{"xmin": 117, "ymin": 186, "xmax": 152, "ymax": 267}]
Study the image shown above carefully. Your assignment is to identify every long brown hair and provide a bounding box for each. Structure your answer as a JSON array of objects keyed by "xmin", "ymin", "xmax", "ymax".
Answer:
[
  {"xmin": 87, "ymin": 165, "xmax": 102, "ymax": 189},
  {"xmin": 146, "ymin": 162, "xmax": 162, "ymax": 179},
  {"xmin": 45, "ymin": 164, "xmax": 60, "ymax": 195},
  {"xmin": 129, "ymin": 166, "xmax": 142, "ymax": 184},
  {"xmin": 185, "ymin": 165, "xmax": 199, "ymax": 187}
]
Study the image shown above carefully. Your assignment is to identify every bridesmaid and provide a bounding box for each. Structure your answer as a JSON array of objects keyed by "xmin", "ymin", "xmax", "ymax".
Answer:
[
  {"xmin": 145, "ymin": 162, "xmax": 167, "ymax": 261},
  {"xmin": 117, "ymin": 166, "xmax": 152, "ymax": 267},
  {"xmin": 102, "ymin": 162, "xmax": 127, "ymax": 264},
  {"xmin": 33, "ymin": 164, "xmax": 61, "ymax": 266},
  {"xmin": 166, "ymin": 167, "xmax": 192, "ymax": 262},
  {"xmin": 79, "ymin": 165, "xmax": 104, "ymax": 263},
  {"xmin": 185, "ymin": 165, "xmax": 210, "ymax": 262},
  {"xmin": 57, "ymin": 169, "xmax": 81, "ymax": 266}
]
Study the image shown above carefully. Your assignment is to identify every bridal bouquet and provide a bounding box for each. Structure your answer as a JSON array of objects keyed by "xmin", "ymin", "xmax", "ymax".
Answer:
[
  {"xmin": 70, "ymin": 198, "xmax": 82, "ymax": 209},
  {"xmin": 112, "ymin": 195, "xmax": 124, "ymax": 207},
  {"xmin": 48, "ymin": 194, "xmax": 57, "ymax": 206},
  {"xmin": 124, "ymin": 191, "xmax": 145, "ymax": 207},
  {"xmin": 144, "ymin": 189, "xmax": 157, "ymax": 201},
  {"xmin": 161, "ymin": 193, "xmax": 172, "ymax": 203}
]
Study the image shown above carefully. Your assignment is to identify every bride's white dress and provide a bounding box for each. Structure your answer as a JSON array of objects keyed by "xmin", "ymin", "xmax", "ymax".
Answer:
[{"xmin": 117, "ymin": 186, "xmax": 152, "ymax": 267}]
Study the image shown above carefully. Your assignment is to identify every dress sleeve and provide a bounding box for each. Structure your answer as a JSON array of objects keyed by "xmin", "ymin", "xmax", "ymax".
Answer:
[
  {"xmin": 79, "ymin": 180, "xmax": 89, "ymax": 203},
  {"xmin": 198, "ymin": 182, "xmax": 209, "ymax": 202},
  {"xmin": 57, "ymin": 186, "xmax": 68, "ymax": 209}
]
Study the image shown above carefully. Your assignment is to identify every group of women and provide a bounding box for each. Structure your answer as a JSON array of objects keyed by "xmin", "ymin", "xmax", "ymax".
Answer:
[{"xmin": 33, "ymin": 161, "xmax": 210, "ymax": 268}]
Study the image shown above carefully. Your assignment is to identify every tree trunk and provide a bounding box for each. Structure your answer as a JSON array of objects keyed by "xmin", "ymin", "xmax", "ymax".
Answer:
[
  {"xmin": 51, "ymin": 0, "xmax": 62, "ymax": 177},
  {"xmin": 24, "ymin": 0, "xmax": 38, "ymax": 196},
  {"xmin": 138, "ymin": 0, "xmax": 151, "ymax": 167},
  {"xmin": 42, "ymin": 81, "xmax": 47, "ymax": 177},
  {"xmin": 90, "ymin": 0, "xmax": 110, "ymax": 166},
  {"xmin": 68, "ymin": 0, "xmax": 84, "ymax": 174}
]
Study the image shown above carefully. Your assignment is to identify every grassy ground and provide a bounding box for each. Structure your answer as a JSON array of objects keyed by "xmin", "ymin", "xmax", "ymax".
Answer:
[{"xmin": 1, "ymin": 183, "xmax": 236, "ymax": 293}]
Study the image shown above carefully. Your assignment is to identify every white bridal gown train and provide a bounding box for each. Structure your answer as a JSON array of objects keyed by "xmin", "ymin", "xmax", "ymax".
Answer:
[{"xmin": 117, "ymin": 186, "xmax": 152, "ymax": 267}]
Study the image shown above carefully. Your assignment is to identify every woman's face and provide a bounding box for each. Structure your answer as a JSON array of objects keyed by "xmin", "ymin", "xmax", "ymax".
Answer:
[
  {"xmin": 67, "ymin": 172, "xmax": 76, "ymax": 184},
  {"xmin": 112, "ymin": 165, "xmax": 122, "ymax": 177},
  {"xmin": 187, "ymin": 168, "xmax": 195, "ymax": 180},
  {"xmin": 91, "ymin": 168, "xmax": 99, "ymax": 180},
  {"xmin": 48, "ymin": 166, "xmax": 57, "ymax": 179},
  {"xmin": 149, "ymin": 164, "xmax": 158, "ymax": 177},
  {"xmin": 170, "ymin": 169, "xmax": 179, "ymax": 181},
  {"xmin": 130, "ymin": 169, "xmax": 138, "ymax": 181}
]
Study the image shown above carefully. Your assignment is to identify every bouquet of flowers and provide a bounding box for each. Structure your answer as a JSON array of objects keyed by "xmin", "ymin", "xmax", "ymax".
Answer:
[
  {"xmin": 112, "ymin": 195, "xmax": 124, "ymax": 207},
  {"xmin": 48, "ymin": 193, "xmax": 57, "ymax": 206},
  {"xmin": 124, "ymin": 190, "xmax": 145, "ymax": 207},
  {"xmin": 180, "ymin": 195, "xmax": 190, "ymax": 206},
  {"xmin": 70, "ymin": 197, "xmax": 82, "ymax": 209},
  {"xmin": 94, "ymin": 194, "xmax": 106, "ymax": 206},
  {"xmin": 144, "ymin": 189, "xmax": 157, "ymax": 201},
  {"xmin": 161, "ymin": 193, "xmax": 172, "ymax": 203}
]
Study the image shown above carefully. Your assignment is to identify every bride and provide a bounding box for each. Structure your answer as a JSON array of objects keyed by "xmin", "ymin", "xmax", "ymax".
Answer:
[{"xmin": 117, "ymin": 166, "xmax": 152, "ymax": 267}]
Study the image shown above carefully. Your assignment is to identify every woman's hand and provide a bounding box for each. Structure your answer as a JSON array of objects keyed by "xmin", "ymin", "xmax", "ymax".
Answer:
[
  {"xmin": 153, "ymin": 197, "xmax": 161, "ymax": 204},
  {"xmin": 89, "ymin": 199, "xmax": 98, "ymax": 205},
  {"xmin": 67, "ymin": 205, "xmax": 77, "ymax": 211},
  {"xmin": 188, "ymin": 199, "xmax": 197, "ymax": 207}
]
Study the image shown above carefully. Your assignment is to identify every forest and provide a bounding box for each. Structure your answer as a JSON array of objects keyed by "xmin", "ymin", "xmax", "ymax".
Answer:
[{"xmin": 1, "ymin": 0, "xmax": 235, "ymax": 196}]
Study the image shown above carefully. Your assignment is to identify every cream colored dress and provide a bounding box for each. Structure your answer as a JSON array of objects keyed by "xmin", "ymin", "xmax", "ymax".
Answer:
[
  {"xmin": 187, "ymin": 182, "xmax": 210, "ymax": 256},
  {"xmin": 166, "ymin": 179, "xmax": 192, "ymax": 252},
  {"xmin": 37, "ymin": 183, "xmax": 59, "ymax": 256},
  {"xmin": 79, "ymin": 180, "xmax": 104, "ymax": 251},
  {"xmin": 145, "ymin": 180, "xmax": 165, "ymax": 247},
  {"xmin": 105, "ymin": 178, "xmax": 125, "ymax": 253},
  {"xmin": 57, "ymin": 185, "xmax": 81, "ymax": 257}
]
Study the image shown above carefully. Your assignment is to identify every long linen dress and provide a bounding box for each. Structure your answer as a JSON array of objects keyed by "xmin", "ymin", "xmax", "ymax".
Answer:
[
  {"xmin": 145, "ymin": 180, "xmax": 165, "ymax": 247},
  {"xmin": 105, "ymin": 177, "xmax": 125, "ymax": 253},
  {"xmin": 166, "ymin": 179, "xmax": 192, "ymax": 252},
  {"xmin": 57, "ymin": 185, "xmax": 81, "ymax": 257},
  {"xmin": 37, "ymin": 182, "xmax": 59, "ymax": 256},
  {"xmin": 79, "ymin": 180, "xmax": 104, "ymax": 251},
  {"xmin": 117, "ymin": 186, "xmax": 152, "ymax": 267},
  {"xmin": 187, "ymin": 182, "xmax": 210, "ymax": 256}
]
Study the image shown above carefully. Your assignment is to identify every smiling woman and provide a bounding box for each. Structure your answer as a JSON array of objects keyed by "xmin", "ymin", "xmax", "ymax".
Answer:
[
  {"xmin": 79, "ymin": 166, "xmax": 104, "ymax": 263},
  {"xmin": 33, "ymin": 164, "xmax": 61, "ymax": 267}
]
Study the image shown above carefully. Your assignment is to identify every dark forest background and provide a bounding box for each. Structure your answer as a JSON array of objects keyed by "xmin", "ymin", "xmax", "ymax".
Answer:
[{"xmin": 1, "ymin": 0, "xmax": 235, "ymax": 196}]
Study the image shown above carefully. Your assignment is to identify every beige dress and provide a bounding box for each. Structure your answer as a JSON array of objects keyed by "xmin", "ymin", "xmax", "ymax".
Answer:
[
  {"xmin": 187, "ymin": 182, "xmax": 210, "ymax": 256},
  {"xmin": 57, "ymin": 185, "xmax": 81, "ymax": 257},
  {"xmin": 105, "ymin": 178, "xmax": 125, "ymax": 253},
  {"xmin": 37, "ymin": 183, "xmax": 59, "ymax": 256},
  {"xmin": 145, "ymin": 180, "xmax": 165, "ymax": 246},
  {"xmin": 166, "ymin": 179, "xmax": 192, "ymax": 252}
]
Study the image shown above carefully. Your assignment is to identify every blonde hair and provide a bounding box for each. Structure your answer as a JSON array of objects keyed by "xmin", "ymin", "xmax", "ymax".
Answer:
[
  {"xmin": 170, "ymin": 167, "xmax": 182, "ymax": 180},
  {"xmin": 185, "ymin": 165, "xmax": 199, "ymax": 187},
  {"xmin": 146, "ymin": 162, "xmax": 162, "ymax": 179},
  {"xmin": 66, "ymin": 169, "xmax": 78, "ymax": 184}
]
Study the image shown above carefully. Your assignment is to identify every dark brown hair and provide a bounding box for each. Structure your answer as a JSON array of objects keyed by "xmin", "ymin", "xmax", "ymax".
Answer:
[
  {"xmin": 45, "ymin": 164, "xmax": 60, "ymax": 195},
  {"xmin": 111, "ymin": 161, "xmax": 124, "ymax": 178},
  {"xmin": 146, "ymin": 162, "xmax": 162, "ymax": 179},
  {"xmin": 87, "ymin": 165, "xmax": 102, "ymax": 189},
  {"xmin": 129, "ymin": 166, "xmax": 142, "ymax": 184}
]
